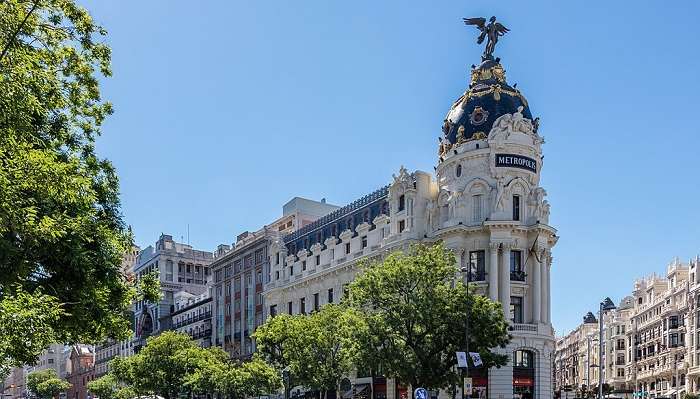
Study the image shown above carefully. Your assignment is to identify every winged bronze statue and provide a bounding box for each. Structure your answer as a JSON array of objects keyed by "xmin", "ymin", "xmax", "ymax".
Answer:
[{"xmin": 463, "ymin": 16, "xmax": 509, "ymax": 60}]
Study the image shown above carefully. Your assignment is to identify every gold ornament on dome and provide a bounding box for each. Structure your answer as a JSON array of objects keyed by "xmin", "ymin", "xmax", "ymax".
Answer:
[
  {"xmin": 492, "ymin": 85, "xmax": 502, "ymax": 101},
  {"xmin": 470, "ymin": 64, "xmax": 507, "ymax": 86},
  {"xmin": 456, "ymin": 125, "xmax": 466, "ymax": 143},
  {"xmin": 472, "ymin": 131, "xmax": 487, "ymax": 140}
]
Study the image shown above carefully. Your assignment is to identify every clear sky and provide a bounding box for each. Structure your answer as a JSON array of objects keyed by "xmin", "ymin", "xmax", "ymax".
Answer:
[{"xmin": 84, "ymin": 1, "xmax": 700, "ymax": 334}]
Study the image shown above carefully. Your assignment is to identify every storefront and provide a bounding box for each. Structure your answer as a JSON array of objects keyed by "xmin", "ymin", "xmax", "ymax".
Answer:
[{"xmin": 513, "ymin": 350, "xmax": 535, "ymax": 399}]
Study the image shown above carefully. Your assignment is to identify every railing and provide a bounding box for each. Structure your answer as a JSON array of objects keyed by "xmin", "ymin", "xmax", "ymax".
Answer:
[
  {"xmin": 173, "ymin": 311, "xmax": 213, "ymax": 328},
  {"xmin": 283, "ymin": 185, "xmax": 390, "ymax": 244},
  {"xmin": 511, "ymin": 323, "xmax": 538, "ymax": 332},
  {"xmin": 466, "ymin": 271, "xmax": 486, "ymax": 282},
  {"xmin": 510, "ymin": 270, "xmax": 527, "ymax": 281},
  {"xmin": 191, "ymin": 330, "xmax": 212, "ymax": 340}
]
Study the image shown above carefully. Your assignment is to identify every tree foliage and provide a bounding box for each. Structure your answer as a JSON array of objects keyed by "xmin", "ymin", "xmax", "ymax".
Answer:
[
  {"xmin": 255, "ymin": 304, "xmax": 362, "ymax": 399},
  {"xmin": 348, "ymin": 243, "xmax": 510, "ymax": 390},
  {"xmin": 0, "ymin": 0, "xmax": 159, "ymax": 368},
  {"xmin": 109, "ymin": 332, "xmax": 280, "ymax": 399},
  {"xmin": 27, "ymin": 369, "xmax": 71, "ymax": 399}
]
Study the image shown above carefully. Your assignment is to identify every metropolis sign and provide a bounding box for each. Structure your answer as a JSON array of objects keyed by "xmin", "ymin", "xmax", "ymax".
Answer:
[{"xmin": 495, "ymin": 153, "xmax": 537, "ymax": 173}]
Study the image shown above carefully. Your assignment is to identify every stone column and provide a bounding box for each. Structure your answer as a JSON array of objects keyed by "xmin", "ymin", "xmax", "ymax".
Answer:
[
  {"xmin": 500, "ymin": 243, "xmax": 511, "ymax": 318},
  {"xmin": 532, "ymin": 249, "xmax": 542, "ymax": 324},
  {"xmin": 489, "ymin": 242, "xmax": 499, "ymax": 301},
  {"xmin": 543, "ymin": 252, "xmax": 551, "ymax": 324}
]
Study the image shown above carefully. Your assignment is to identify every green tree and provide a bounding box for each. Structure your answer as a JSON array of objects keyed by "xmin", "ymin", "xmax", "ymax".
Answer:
[
  {"xmin": 87, "ymin": 374, "xmax": 121, "ymax": 399},
  {"xmin": 255, "ymin": 304, "xmax": 362, "ymax": 399},
  {"xmin": 109, "ymin": 332, "xmax": 280, "ymax": 399},
  {"xmin": 0, "ymin": 0, "xmax": 159, "ymax": 370},
  {"xmin": 348, "ymin": 243, "xmax": 510, "ymax": 391},
  {"xmin": 217, "ymin": 358, "xmax": 282, "ymax": 399},
  {"xmin": 27, "ymin": 369, "xmax": 71, "ymax": 399}
]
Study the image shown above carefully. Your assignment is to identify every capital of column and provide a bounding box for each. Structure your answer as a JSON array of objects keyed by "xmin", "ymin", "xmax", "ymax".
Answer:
[{"xmin": 489, "ymin": 241, "xmax": 500, "ymax": 251}]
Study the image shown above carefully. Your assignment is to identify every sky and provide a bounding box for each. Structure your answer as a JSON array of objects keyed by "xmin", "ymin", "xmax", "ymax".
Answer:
[{"xmin": 83, "ymin": 1, "xmax": 700, "ymax": 334}]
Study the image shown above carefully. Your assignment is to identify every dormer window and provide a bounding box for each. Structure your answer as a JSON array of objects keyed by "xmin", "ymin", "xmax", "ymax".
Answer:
[{"xmin": 398, "ymin": 195, "xmax": 405, "ymax": 212}]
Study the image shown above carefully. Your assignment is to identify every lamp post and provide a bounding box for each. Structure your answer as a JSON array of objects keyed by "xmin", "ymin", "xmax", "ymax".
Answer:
[
  {"xmin": 460, "ymin": 253, "xmax": 474, "ymax": 399},
  {"xmin": 599, "ymin": 298, "xmax": 616, "ymax": 399}
]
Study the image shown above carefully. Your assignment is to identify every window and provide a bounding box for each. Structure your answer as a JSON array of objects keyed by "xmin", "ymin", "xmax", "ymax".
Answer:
[
  {"xmin": 345, "ymin": 242, "xmax": 351, "ymax": 254},
  {"xmin": 510, "ymin": 250, "xmax": 524, "ymax": 281},
  {"xmin": 302, "ymin": 260, "xmax": 306, "ymax": 271},
  {"xmin": 617, "ymin": 368, "xmax": 625, "ymax": 377},
  {"xmin": 166, "ymin": 260, "xmax": 174, "ymax": 282},
  {"xmin": 186, "ymin": 264, "xmax": 192, "ymax": 273},
  {"xmin": 314, "ymin": 293, "xmax": 320, "ymax": 311},
  {"xmin": 472, "ymin": 195, "xmax": 483, "ymax": 222},
  {"xmin": 362, "ymin": 236, "xmax": 368, "ymax": 249},
  {"xmin": 255, "ymin": 249, "xmax": 264, "ymax": 264},
  {"xmin": 276, "ymin": 253, "xmax": 280, "ymax": 265},
  {"xmin": 316, "ymin": 255, "xmax": 320, "ymax": 266},
  {"xmin": 300, "ymin": 298, "xmax": 306, "ymax": 314},
  {"xmin": 275, "ymin": 270, "xmax": 280, "ymax": 280},
  {"xmin": 468, "ymin": 250, "xmax": 486, "ymax": 281},
  {"xmin": 289, "ymin": 265, "xmax": 293, "ymax": 276},
  {"xmin": 670, "ymin": 333, "xmax": 679, "ymax": 347},
  {"xmin": 512, "ymin": 195, "xmax": 521, "ymax": 221},
  {"xmin": 288, "ymin": 301, "xmax": 293, "ymax": 315},
  {"xmin": 510, "ymin": 296, "xmax": 523, "ymax": 323},
  {"xmin": 328, "ymin": 288, "xmax": 334, "ymax": 304},
  {"xmin": 398, "ymin": 220, "xmax": 406, "ymax": 233},
  {"xmin": 456, "ymin": 164, "xmax": 462, "ymax": 177},
  {"xmin": 513, "ymin": 350, "xmax": 533, "ymax": 368},
  {"xmin": 398, "ymin": 195, "xmax": 405, "ymax": 212}
]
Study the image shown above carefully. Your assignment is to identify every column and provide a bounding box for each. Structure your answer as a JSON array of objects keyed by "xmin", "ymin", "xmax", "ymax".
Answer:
[
  {"xmin": 543, "ymin": 252, "xmax": 551, "ymax": 324},
  {"xmin": 532, "ymin": 249, "xmax": 541, "ymax": 324},
  {"xmin": 500, "ymin": 243, "xmax": 511, "ymax": 318},
  {"xmin": 489, "ymin": 242, "xmax": 499, "ymax": 301}
]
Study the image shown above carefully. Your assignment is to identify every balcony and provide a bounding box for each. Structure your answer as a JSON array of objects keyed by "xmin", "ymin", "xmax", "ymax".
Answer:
[
  {"xmin": 173, "ymin": 311, "xmax": 213, "ymax": 329},
  {"xmin": 510, "ymin": 270, "xmax": 527, "ymax": 282}
]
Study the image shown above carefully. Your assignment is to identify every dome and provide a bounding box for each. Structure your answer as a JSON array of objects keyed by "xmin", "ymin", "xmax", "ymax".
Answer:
[{"xmin": 442, "ymin": 59, "xmax": 532, "ymax": 146}]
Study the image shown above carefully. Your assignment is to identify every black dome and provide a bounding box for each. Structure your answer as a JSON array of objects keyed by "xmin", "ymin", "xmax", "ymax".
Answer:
[{"xmin": 442, "ymin": 59, "xmax": 532, "ymax": 145}]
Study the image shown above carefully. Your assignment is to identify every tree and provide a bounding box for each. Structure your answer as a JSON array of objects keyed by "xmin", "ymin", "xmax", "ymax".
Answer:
[
  {"xmin": 348, "ymin": 243, "xmax": 510, "ymax": 392},
  {"xmin": 255, "ymin": 304, "xmax": 362, "ymax": 399},
  {"xmin": 87, "ymin": 374, "xmax": 124, "ymax": 399},
  {"xmin": 0, "ymin": 0, "xmax": 159, "ymax": 369},
  {"xmin": 27, "ymin": 369, "xmax": 71, "ymax": 399},
  {"xmin": 120, "ymin": 331, "xmax": 198, "ymax": 399},
  {"xmin": 108, "ymin": 332, "xmax": 280, "ymax": 399}
]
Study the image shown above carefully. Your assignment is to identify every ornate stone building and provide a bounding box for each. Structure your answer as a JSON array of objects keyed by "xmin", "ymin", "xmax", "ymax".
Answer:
[
  {"xmin": 555, "ymin": 256, "xmax": 700, "ymax": 399},
  {"xmin": 264, "ymin": 42, "xmax": 558, "ymax": 399}
]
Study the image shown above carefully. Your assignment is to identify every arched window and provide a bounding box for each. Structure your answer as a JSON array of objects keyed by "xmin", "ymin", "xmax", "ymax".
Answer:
[{"xmin": 513, "ymin": 350, "xmax": 535, "ymax": 399}]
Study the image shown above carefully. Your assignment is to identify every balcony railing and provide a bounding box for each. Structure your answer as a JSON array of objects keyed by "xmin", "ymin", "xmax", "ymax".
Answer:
[
  {"xmin": 510, "ymin": 270, "xmax": 527, "ymax": 282},
  {"xmin": 173, "ymin": 311, "xmax": 213, "ymax": 329}
]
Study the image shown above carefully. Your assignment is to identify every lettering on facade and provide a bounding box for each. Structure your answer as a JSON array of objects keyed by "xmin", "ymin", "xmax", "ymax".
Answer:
[{"xmin": 495, "ymin": 153, "xmax": 537, "ymax": 173}]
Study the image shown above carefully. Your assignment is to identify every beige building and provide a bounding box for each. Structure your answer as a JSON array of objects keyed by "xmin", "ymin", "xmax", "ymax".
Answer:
[
  {"xmin": 211, "ymin": 197, "xmax": 338, "ymax": 359},
  {"xmin": 555, "ymin": 256, "xmax": 700, "ymax": 399}
]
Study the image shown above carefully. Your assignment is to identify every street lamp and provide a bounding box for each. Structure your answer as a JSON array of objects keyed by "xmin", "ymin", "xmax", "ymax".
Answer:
[
  {"xmin": 460, "ymin": 260, "xmax": 473, "ymax": 399},
  {"xmin": 598, "ymin": 298, "xmax": 616, "ymax": 399}
]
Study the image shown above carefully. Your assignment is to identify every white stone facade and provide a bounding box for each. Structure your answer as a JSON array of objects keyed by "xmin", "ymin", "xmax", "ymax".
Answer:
[{"xmin": 264, "ymin": 76, "xmax": 558, "ymax": 399}]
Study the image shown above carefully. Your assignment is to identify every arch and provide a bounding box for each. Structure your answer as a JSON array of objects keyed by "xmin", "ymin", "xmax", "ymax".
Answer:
[{"xmin": 513, "ymin": 348, "xmax": 538, "ymax": 399}]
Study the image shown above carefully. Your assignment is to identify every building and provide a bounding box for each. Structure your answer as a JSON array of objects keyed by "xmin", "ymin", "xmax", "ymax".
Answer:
[
  {"xmin": 171, "ymin": 288, "xmax": 214, "ymax": 347},
  {"xmin": 66, "ymin": 345, "xmax": 95, "ymax": 399},
  {"xmin": 211, "ymin": 197, "xmax": 339, "ymax": 359},
  {"xmin": 2, "ymin": 367, "xmax": 26, "ymax": 399},
  {"xmin": 95, "ymin": 245, "xmax": 141, "ymax": 377},
  {"xmin": 555, "ymin": 256, "xmax": 700, "ymax": 399},
  {"xmin": 264, "ymin": 38, "xmax": 558, "ymax": 399},
  {"xmin": 554, "ymin": 312, "xmax": 600, "ymax": 397},
  {"xmin": 132, "ymin": 234, "xmax": 213, "ymax": 351}
]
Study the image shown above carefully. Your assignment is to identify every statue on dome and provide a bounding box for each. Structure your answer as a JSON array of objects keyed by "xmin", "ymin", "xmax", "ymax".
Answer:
[{"xmin": 463, "ymin": 16, "xmax": 509, "ymax": 60}]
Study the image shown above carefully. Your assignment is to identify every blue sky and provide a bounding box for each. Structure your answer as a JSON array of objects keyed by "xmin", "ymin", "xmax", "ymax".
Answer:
[{"xmin": 85, "ymin": 1, "xmax": 700, "ymax": 334}]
